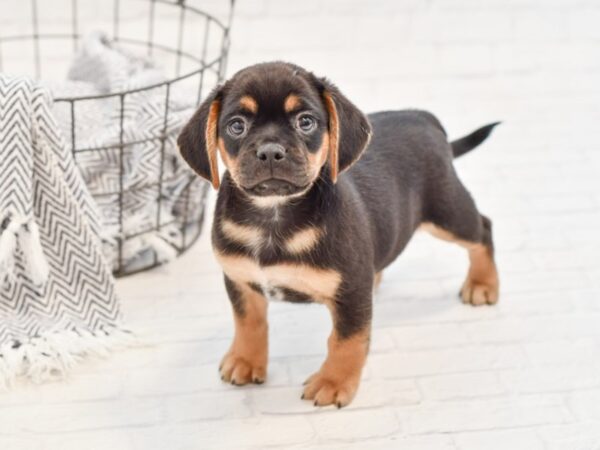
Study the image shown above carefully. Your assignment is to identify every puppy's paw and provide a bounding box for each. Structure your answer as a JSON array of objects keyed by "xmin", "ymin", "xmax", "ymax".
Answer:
[
  {"xmin": 460, "ymin": 278, "xmax": 499, "ymax": 306},
  {"xmin": 219, "ymin": 352, "xmax": 266, "ymax": 385},
  {"xmin": 301, "ymin": 370, "xmax": 360, "ymax": 408}
]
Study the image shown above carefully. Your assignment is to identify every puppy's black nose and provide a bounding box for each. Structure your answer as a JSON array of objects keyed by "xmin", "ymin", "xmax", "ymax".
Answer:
[{"xmin": 256, "ymin": 143, "xmax": 286, "ymax": 162}]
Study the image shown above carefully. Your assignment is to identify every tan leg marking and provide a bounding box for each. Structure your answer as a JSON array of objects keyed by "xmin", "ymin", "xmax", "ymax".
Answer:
[
  {"xmin": 461, "ymin": 244, "xmax": 499, "ymax": 305},
  {"xmin": 220, "ymin": 282, "xmax": 268, "ymax": 385},
  {"xmin": 239, "ymin": 95, "xmax": 258, "ymax": 114},
  {"xmin": 221, "ymin": 219, "xmax": 264, "ymax": 252},
  {"xmin": 284, "ymin": 94, "xmax": 301, "ymax": 113},
  {"xmin": 420, "ymin": 223, "xmax": 499, "ymax": 305},
  {"xmin": 214, "ymin": 252, "xmax": 342, "ymax": 303},
  {"xmin": 302, "ymin": 328, "xmax": 369, "ymax": 408},
  {"xmin": 373, "ymin": 271, "xmax": 383, "ymax": 292},
  {"xmin": 284, "ymin": 226, "xmax": 322, "ymax": 254},
  {"xmin": 419, "ymin": 223, "xmax": 473, "ymax": 246}
]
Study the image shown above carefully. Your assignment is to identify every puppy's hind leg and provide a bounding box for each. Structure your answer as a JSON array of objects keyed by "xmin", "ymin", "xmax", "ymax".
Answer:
[
  {"xmin": 373, "ymin": 271, "xmax": 383, "ymax": 293},
  {"xmin": 421, "ymin": 184, "xmax": 499, "ymax": 306},
  {"xmin": 458, "ymin": 214, "xmax": 499, "ymax": 305}
]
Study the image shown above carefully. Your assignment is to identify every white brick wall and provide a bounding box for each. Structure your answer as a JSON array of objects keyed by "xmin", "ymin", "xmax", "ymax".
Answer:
[{"xmin": 2, "ymin": 0, "xmax": 600, "ymax": 449}]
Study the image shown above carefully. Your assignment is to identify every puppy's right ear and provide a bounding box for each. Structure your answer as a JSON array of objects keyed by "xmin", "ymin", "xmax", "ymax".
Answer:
[{"xmin": 178, "ymin": 88, "xmax": 222, "ymax": 189}]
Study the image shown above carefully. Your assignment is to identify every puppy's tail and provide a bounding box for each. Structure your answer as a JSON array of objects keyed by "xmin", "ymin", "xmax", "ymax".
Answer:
[{"xmin": 450, "ymin": 122, "xmax": 501, "ymax": 158}]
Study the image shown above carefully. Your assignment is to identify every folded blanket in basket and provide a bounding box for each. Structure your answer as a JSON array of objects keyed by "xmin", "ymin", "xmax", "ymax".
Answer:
[
  {"xmin": 52, "ymin": 32, "xmax": 208, "ymax": 274},
  {"xmin": 0, "ymin": 74, "xmax": 128, "ymax": 388}
]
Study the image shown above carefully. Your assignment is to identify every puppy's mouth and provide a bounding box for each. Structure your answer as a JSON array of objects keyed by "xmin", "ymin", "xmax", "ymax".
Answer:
[{"xmin": 243, "ymin": 179, "xmax": 310, "ymax": 197}]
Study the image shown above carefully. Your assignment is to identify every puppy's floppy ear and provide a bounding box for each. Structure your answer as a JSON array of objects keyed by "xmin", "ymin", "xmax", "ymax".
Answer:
[
  {"xmin": 318, "ymin": 78, "xmax": 372, "ymax": 182},
  {"xmin": 178, "ymin": 88, "xmax": 222, "ymax": 189}
]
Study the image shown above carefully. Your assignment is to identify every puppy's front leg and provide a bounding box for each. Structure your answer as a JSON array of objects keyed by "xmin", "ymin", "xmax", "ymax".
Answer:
[
  {"xmin": 302, "ymin": 288, "xmax": 372, "ymax": 408},
  {"xmin": 220, "ymin": 276, "xmax": 268, "ymax": 385}
]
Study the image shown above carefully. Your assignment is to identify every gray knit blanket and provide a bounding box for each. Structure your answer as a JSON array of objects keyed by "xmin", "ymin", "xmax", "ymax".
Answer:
[{"xmin": 0, "ymin": 32, "xmax": 206, "ymax": 387}]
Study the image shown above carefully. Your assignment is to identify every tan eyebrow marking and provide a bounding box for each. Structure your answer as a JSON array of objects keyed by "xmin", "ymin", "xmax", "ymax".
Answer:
[
  {"xmin": 239, "ymin": 95, "xmax": 258, "ymax": 114},
  {"xmin": 284, "ymin": 94, "xmax": 301, "ymax": 113}
]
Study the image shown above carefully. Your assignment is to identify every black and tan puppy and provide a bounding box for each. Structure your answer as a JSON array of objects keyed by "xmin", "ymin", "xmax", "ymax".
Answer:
[{"xmin": 178, "ymin": 61, "xmax": 500, "ymax": 408}]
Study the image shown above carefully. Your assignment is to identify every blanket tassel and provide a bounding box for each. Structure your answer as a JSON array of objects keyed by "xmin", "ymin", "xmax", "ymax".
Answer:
[
  {"xmin": 19, "ymin": 220, "xmax": 50, "ymax": 286},
  {"xmin": 0, "ymin": 215, "xmax": 49, "ymax": 286},
  {"xmin": 0, "ymin": 215, "xmax": 20, "ymax": 281}
]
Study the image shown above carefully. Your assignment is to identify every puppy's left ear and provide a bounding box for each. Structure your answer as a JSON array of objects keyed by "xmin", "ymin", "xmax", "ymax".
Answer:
[
  {"xmin": 178, "ymin": 87, "xmax": 222, "ymax": 189},
  {"xmin": 319, "ymin": 79, "xmax": 372, "ymax": 182}
]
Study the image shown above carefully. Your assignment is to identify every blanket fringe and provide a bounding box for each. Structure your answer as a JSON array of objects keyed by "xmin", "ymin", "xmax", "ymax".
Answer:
[{"xmin": 0, "ymin": 326, "xmax": 134, "ymax": 390}]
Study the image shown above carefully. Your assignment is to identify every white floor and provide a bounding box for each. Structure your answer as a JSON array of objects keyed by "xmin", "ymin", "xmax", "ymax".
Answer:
[{"xmin": 2, "ymin": 1, "xmax": 600, "ymax": 449}]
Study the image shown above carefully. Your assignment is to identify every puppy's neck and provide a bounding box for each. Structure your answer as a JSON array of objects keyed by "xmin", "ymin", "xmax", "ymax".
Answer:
[
  {"xmin": 219, "ymin": 173, "xmax": 334, "ymax": 227},
  {"xmin": 249, "ymin": 194, "xmax": 298, "ymax": 210}
]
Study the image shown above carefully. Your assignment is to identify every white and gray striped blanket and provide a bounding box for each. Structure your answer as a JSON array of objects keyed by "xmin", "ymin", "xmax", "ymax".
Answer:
[
  {"xmin": 0, "ymin": 32, "xmax": 206, "ymax": 387},
  {"xmin": 0, "ymin": 74, "xmax": 126, "ymax": 388}
]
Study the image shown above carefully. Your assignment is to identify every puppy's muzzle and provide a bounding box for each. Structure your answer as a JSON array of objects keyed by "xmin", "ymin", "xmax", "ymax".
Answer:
[
  {"xmin": 250, "ymin": 179, "xmax": 303, "ymax": 196},
  {"xmin": 256, "ymin": 143, "xmax": 286, "ymax": 163},
  {"xmin": 242, "ymin": 143, "xmax": 308, "ymax": 196}
]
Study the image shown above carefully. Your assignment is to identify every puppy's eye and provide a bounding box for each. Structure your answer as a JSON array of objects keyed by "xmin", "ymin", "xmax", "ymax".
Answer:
[
  {"xmin": 296, "ymin": 114, "xmax": 316, "ymax": 133},
  {"xmin": 227, "ymin": 118, "xmax": 246, "ymax": 137}
]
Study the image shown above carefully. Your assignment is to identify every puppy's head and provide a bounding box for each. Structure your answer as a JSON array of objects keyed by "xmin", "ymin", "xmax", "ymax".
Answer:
[{"xmin": 178, "ymin": 62, "xmax": 371, "ymax": 200}]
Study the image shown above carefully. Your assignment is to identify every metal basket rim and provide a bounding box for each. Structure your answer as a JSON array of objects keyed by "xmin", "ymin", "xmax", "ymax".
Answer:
[{"xmin": 0, "ymin": 0, "xmax": 233, "ymax": 103}]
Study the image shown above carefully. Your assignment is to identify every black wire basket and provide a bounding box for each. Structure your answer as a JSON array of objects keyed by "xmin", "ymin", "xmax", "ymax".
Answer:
[{"xmin": 0, "ymin": 0, "xmax": 234, "ymax": 276}]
